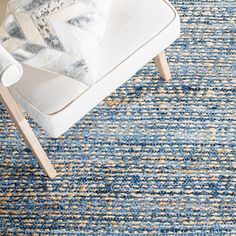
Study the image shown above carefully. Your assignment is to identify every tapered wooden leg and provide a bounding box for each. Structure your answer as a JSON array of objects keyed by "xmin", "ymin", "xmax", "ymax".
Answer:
[
  {"xmin": 0, "ymin": 84, "xmax": 57, "ymax": 179},
  {"xmin": 154, "ymin": 51, "xmax": 171, "ymax": 82}
]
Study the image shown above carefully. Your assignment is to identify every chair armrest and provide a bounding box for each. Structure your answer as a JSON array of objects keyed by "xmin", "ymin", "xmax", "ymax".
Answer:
[{"xmin": 0, "ymin": 44, "xmax": 23, "ymax": 87}]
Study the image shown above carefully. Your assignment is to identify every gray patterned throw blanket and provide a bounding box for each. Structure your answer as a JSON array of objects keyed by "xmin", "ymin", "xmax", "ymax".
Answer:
[{"xmin": 0, "ymin": 0, "xmax": 112, "ymax": 85}]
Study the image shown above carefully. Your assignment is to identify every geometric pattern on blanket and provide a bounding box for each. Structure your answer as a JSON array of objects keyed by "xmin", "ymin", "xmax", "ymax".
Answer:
[{"xmin": 0, "ymin": 0, "xmax": 112, "ymax": 85}]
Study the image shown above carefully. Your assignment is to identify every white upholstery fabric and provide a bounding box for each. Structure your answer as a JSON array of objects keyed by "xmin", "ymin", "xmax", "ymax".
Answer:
[
  {"xmin": 12, "ymin": 64, "xmax": 89, "ymax": 115},
  {"xmin": 10, "ymin": 0, "xmax": 181, "ymax": 137}
]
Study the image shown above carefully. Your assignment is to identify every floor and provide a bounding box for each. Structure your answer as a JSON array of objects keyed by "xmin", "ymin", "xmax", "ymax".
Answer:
[{"xmin": 0, "ymin": 0, "xmax": 235, "ymax": 234}]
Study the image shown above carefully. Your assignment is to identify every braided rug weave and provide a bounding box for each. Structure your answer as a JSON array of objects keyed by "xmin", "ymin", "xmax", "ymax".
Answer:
[{"xmin": 0, "ymin": 0, "xmax": 236, "ymax": 234}]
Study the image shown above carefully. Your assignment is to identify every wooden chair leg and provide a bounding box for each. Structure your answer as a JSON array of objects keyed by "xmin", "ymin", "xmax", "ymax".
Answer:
[
  {"xmin": 154, "ymin": 51, "xmax": 171, "ymax": 82},
  {"xmin": 0, "ymin": 84, "xmax": 57, "ymax": 179}
]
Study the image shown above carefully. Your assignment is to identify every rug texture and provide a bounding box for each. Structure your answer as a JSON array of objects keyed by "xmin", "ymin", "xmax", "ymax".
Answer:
[{"xmin": 0, "ymin": 0, "xmax": 236, "ymax": 235}]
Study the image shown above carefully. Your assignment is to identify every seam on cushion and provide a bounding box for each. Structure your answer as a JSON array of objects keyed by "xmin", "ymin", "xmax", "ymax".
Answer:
[
  {"xmin": 9, "ymin": 87, "xmax": 54, "ymax": 120},
  {"xmin": 10, "ymin": 81, "xmax": 88, "ymax": 116},
  {"xmin": 12, "ymin": 0, "xmax": 179, "ymax": 117}
]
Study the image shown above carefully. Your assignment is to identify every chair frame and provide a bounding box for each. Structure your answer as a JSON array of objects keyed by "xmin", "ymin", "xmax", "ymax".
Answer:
[{"xmin": 0, "ymin": 51, "xmax": 171, "ymax": 178}]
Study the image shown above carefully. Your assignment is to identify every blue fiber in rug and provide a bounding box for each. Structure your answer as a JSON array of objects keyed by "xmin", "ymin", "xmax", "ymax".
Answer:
[{"xmin": 0, "ymin": 0, "xmax": 235, "ymax": 234}]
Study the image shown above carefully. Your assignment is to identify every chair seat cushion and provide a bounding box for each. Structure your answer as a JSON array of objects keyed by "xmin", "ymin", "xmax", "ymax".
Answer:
[{"xmin": 10, "ymin": 0, "xmax": 180, "ymax": 137}]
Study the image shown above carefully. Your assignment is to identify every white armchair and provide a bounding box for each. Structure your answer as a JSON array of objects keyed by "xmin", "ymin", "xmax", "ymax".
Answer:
[{"xmin": 0, "ymin": 0, "xmax": 180, "ymax": 178}]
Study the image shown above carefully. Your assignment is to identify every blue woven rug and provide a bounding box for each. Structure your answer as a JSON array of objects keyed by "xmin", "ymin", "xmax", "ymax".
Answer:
[{"xmin": 0, "ymin": 0, "xmax": 236, "ymax": 234}]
